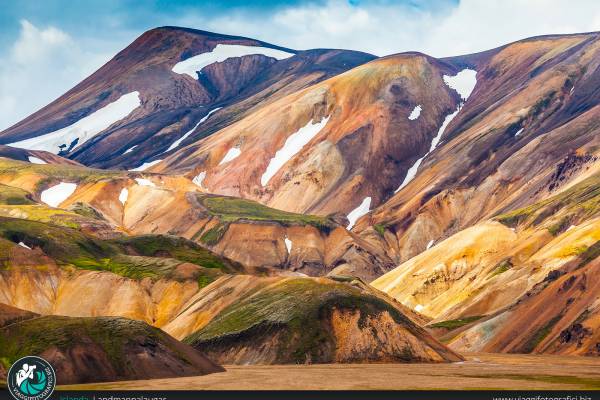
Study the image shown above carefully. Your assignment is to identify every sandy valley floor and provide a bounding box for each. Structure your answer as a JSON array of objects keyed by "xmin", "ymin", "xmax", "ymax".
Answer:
[{"xmin": 61, "ymin": 353, "xmax": 600, "ymax": 390}]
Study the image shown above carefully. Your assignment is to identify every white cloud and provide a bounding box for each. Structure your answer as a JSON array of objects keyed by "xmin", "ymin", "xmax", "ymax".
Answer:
[
  {"xmin": 189, "ymin": 0, "xmax": 600, "ymax": 57},
  {"xmin": 422, "ymin": 0, "xmax": 600, "ymax": 57},
  {"xmin": 2, "ymin": 1, "xmax": 600, "ymax": 131},
  {"xmin": 0, "ymin": 20, "xmax": 115, "ymax": 131},
  {"xmin": 12, "ymin": 20, "xmax": 71, "ymax": 63}
]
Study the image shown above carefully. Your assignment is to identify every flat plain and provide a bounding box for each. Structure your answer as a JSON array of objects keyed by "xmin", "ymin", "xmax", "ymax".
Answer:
[{"xmin": 61, "ymin": 353, "xmax": 600, "ymax": 390}]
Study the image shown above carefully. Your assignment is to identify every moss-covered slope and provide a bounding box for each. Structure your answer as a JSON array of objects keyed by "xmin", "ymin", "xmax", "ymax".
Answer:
[
  {"xmin": 0, "ymin": 306, "xmax": 223, "ymax": 384},
  {"xmin": 0, "ymin": 217, "xmax": 240, "ymax": 284},
  {"xmin": 182, "ymin": 276, "xmax": 461, "ymax": 364},
  {"xmin": 496, "ymin": 170, "xmax": 600, "ymax": 236}
]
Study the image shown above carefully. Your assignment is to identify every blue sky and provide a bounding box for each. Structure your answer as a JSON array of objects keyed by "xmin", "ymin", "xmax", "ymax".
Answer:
[
  {"xmin": 0, "ymin": 0, "xmax": 455, "ymax": 52},
  {"xmin": 1, "ymin": 0, "xmax": 599, "ymax": 130}
]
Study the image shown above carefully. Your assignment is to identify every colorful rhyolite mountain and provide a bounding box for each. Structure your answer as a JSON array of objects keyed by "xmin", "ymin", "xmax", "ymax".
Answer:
[{"xmin": 1, "ymin": 27, "xmax": 600, "ymax": 380}]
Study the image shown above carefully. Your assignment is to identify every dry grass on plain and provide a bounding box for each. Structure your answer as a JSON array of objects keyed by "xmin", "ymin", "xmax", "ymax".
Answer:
[{"xmin": 61, "ymin": 353, "xmax": 600, "ymax": 391}]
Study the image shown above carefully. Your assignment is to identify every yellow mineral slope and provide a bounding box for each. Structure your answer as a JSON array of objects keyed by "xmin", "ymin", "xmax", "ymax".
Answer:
[{"xmin": 374, "ymin": 167, "xmax": 600, "ymax": 355}]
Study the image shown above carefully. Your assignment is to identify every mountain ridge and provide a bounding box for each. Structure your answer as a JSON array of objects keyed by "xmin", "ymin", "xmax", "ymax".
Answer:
[{"xmin": 1, "ymin": 26, "xmax": 600, "ymax": 373}]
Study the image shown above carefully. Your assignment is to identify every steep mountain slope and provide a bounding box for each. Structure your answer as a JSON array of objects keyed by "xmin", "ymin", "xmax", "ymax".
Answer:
[
  {"xmin": 0, "ymin": 252, "xmax": 460, "ymax": 366},
  {"xmin": 357, "ymin": 32, "xmax": 600, "ymax": 265},
  {"xmin": 0, "ymin": 214, "xmax": 459, "ymax": 365},
  {"xmin": 448, "ymin": 255, "xmax": 600, "ymax": 356},
  {"xmin": 2, "ymin": 25, "xmax": 600, "ymax": 363},
  {"xmin": 150, "ymin": 33, "xmax": 599, "ymax": 238},
  {"xmin": 373, "ymin": 169, "xmax": 600, "ymax": 355},
  {"xmin": 0, "ymin": 304, "xmax": 224, "ymax": 384},
  {"xmin": 180, "ymin": 275, "xmax": 461, "ymax": 364},
  {"xmin": 154, "ymin": 53, "xmax": 466, "ymax": 223},
  {"xmin": 0, "ymin": 174, "xmax": 458, "ymax": 365},
  {"xmin": 0, "ymin": 158, "xmax": 393, "ymax": 279},
  {"xmin": 0, "ymin": 27, "xmax": 374, "ymax": 170}
]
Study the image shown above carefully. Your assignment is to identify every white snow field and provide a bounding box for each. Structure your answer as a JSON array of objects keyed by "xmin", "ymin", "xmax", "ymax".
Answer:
[
  {"xmin": 219, "ymin": 147, "xmax": 241, "ymax": 165},
  {"xmin": 443, "ymin": 69, "xmax": 477, "ymax": 100},
  {"xmin": 166, "ymin": 107, "xmax": 222, "ymax": 152},
  {"xmin": 27, "ymin": 156, "xmax": 46, "ymax": 164},
  {"xmin": 395, "ymin": 69, "xmax": 477, "ymax": 193},
  {"xmin": 119, "ymin": 188, "xmax": 128, "ymax": 205},
  {"xmin": 134, "ymin": 178, "xmax": 156, "ymax": 187},
  {"xmin": 129, "ymin": 159, "xmax": 162, "ymax": 171},
  {"xmin": 426, "ymin": 240, "xmax": 435, "ymax": 250},
  {"xmin": 284, "ymin": 237, "xmax": 293, "ymax": 253},
  {"xmin": 408, "ymin": 105, "xmax": 422, "ymax": 120},
  {"xmin": 172, "ymin": 44, "xmax": 294, "ymax": 79},
  {"xmin": 40, "ymin": 182, "xmax": 77, "ymax": 207},
  {"xmin": 261, "ymin": 116, "xmax": 330, "ymax": 186},
  {"xmin": 18, "ymin": 242, "xmax": 31, "ymax": 250},
  {"xmin": 346, "ymin": 197, "xmax": 371, "ymax": 230},
  {"xmin": 192, "ymin": 171, "xmax": 206, "ymax": 188},
  {"xmin": 8, "ymin": 92, "xmax": 141, "ymax": 154}
]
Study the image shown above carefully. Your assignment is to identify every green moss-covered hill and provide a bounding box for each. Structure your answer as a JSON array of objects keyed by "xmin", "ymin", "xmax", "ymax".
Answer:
[
  {"xmin": 0, "ymin": 304, "xmax": 223, "ymax": 384},
  {"xmin": 0, "ymin": 216, "xmax": 243, "ymax": 286},
  {"xmin": 183, "ymin": 276, "xmax": 462, "ymax": 365}
]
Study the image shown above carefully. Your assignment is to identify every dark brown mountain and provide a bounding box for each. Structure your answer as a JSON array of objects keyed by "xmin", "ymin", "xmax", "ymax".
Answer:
[{"xmin": 0, "ymin": 27, "xmax": 374, "ymax": 170}]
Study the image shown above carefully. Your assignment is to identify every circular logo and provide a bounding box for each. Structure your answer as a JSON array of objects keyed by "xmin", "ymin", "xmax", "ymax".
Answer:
[{"xmin": 7, "ymin": 356, "xmax": 56, "ymax": 400}]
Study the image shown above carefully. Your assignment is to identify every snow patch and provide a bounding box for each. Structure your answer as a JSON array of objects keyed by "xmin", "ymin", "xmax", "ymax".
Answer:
[
  {"xmin": 429, "ymin": 108, "xmax": 460, "ymax": 153},
  {"xmin": 394, "ymin": 70, "xmax": 477, "ymax": 194},
  {"xmin": 219, "ymin": 147, "xmax": 241, "ymax": 165},
  {"xmin": 18, "ymin": 242, "xmax": 31, "ymax": 250},
  {"xmin": 172, "ymin": 44, "xmax": 294, "ymax": 79},
  {"xmin": 166, "ymin": 107, "xmax": 222, "ymax": 152},
  {"xmin": 395, "ymin": 157, "xmax": 424, "ymax": 193},
  {"xmin": 40, "ymin": 182, "xmax": 77, "ymax": 207},
  {"xmin": 284, "ymin": 237, "xmax": 292, "ymax": 254},
  {"xmin": 123, "ymin": 145, "xmax": 137, "ymax": 154},
  {"xmin": 443, "ymin": 69, "xmax": 477, "ymax": 100},
  {"xmin": 129, "ymin": 159, "xmax": 162, "ymax": 172},
  {"xmin": 426, "ymin": 240, "xmax": 434, "ymax": 250},
  {"xmin": 414, "ymin": 304, "xmax": 424, "ymax": 313},
  {"xmin": 261, "ymin": 116, "xmax": 330, "ymax": 186},
  {"xmin": 514, "ymin": 128, "xmax": 524, "ymax": 137},
  {"xmin": 395, "ymin": 107, "xmax": 461, "ymax": 193},
  {"xmin": 119, "ymin": 188, "xmax": 128, "ymax": 205},
  {"xmin": 408, "ymin": 105, "xmax": 422, "ymax": 120},
  {"xmin": 192, "ymin": 171, "xmax": 206, "ymax": 188},
  {"xmin": 346, "ymin": 197, "xmax": 371, "ymax": 230},
  {"xmin": 9, "ymin": 92, "xmax": 141, "ymax": 154},
  {"xmin": 28, "ymin": 156, "xmax": 46, "ymax": 164},
  {"xmin": 135, "ymin": 178, "xmax": 155, "ymax": 187}
]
